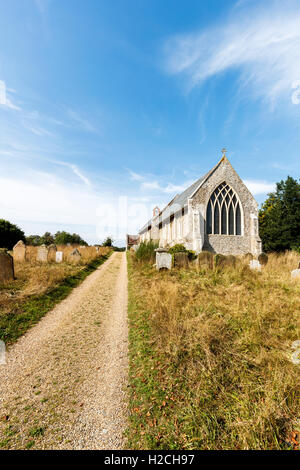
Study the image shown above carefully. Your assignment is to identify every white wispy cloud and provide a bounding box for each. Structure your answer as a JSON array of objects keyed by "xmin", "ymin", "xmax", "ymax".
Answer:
[
  {"xmin": 52, "ymin": 160, "xmax": 91, "ymax": 186},
  {"xmin": 243, "ymin": 179, "xmax": 275, "ymax": 195},
  {"xmin": 128, "ymin": 170, "xmax": 145, "ymax": 182},
  {"xmin": 164, "ymin": 0, "xmax": 300, "ymax": 104},
  {"xmin": 67, "ymin": 108, "xmax": 99, "ymax": 134},
  {"xmin": 0, "ymin": 80, "xmax": 21, "ymax": 110},
  {"xmin": 140, "ymin": 179, "xmax": 193, "ymax": 194}
]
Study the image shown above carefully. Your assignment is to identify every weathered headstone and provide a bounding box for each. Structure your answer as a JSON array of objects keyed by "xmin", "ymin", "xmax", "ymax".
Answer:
[
  {"xmin": 56, "ymin": 251, "xmax": 63, "ymax": 263},
  {"xmin": 226, "ymin": 255, "xmax": 237, "ymax": 267},
  {"xmin": 174, "ymin": 252, "xmax": 189, "ymax": 268},
  {"xmin": 249, "ymin": 259, "xmax": 261, "ymax": 271},
  {"xmin": 37, "ymin": 244, "xmax": 48, "ymax": 262},
  {"xmin": 198, "ymin": 251, "xmax": 213, "ymax": 269},
  {"xmin": 155, "ymin": 248, "xmax": 172, "ymax": 271},
  {"xmin": 0, "ymin": 249, "xmax": 14, "ymax": 283},
  {"xmin": 69, "ymin": 249, "xmax": 82, "ymax": 264},
  {"xmin": 47, "ymin": 244, "xmax": 57, "ymax": 262},
  {"xmin": 258, "ymin": 252, "xmax": 268, "ymax": 266},
  {"xmin": 291, "ymin": 269, "xmax": 300, "ymax": 281},
  {"xmin": 13, "ymin": 240, "xmax": 26, "ymax": 262},
  {"xmin": 244, "ymin": 253, "xmax": 253, "ymax": 262},
  {"xmin": 214, "ymin": 254, "xmax": 227, "ymax": 268}
]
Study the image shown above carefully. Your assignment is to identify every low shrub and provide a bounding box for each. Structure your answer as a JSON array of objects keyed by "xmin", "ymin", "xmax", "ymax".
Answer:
[{"xmin": 135, "ymin": 241, "xmax": 158, "ymax": 264}]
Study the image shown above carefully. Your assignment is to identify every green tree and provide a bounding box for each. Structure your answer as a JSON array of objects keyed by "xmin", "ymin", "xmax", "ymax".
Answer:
[
  {"xmin": 0, "ymin": 219, "xmax": 25, "ymax": 250},
  {"xmin": 102, "ymin": 236, "xmax": 113, "ymax": 247},
  {"xmin": 25, "ymin": 235, "xmax": 43, "ymax": 246},
  {"xmin": 54, "ymin": 231, "xmax": 88, "ymax": 246},
  {"xmin": 41, "ymin": 232, "xmax": 55, "ymax": 245},
  {"xmin": 259, "ymin": 176, "xmax": 300, "ymax": 252}
]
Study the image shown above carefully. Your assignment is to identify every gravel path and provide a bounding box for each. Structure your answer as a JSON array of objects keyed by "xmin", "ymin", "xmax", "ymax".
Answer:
[{"xmin": 0, "ymin": 252, "xmax": 128, "ymax": 450}]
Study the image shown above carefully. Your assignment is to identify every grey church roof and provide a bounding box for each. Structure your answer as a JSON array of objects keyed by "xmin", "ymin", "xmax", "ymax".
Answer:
[{"xmin": 139, "ymin": 167, "xmax": 213, "ymax": 234}]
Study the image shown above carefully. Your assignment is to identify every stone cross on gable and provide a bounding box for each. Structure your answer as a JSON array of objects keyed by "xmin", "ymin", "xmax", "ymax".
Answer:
[{"xmin": 221, "ymin": 148, "xmax": 227, "ymax": 158}]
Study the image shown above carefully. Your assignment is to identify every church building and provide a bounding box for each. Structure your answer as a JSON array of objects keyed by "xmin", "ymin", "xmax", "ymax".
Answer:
[{"xmin": 138, "ymin": 151, "xmax": 262, "ymax": 256}]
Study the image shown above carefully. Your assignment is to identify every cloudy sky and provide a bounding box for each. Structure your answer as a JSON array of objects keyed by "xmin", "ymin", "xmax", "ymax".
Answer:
[{"xmin": 0, "ymin": 0, "xmax": 299, "ymax": 245}]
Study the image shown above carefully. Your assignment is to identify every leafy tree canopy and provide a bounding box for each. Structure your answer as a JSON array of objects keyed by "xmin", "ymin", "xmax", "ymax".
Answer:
[
  {"xmin": 259, "ymin": 176, "xmax": 300, "ymax": 252},
  {"xmin": 0, "ymin": 219, "xmax": 25, "ymax": 250},
  {"xmin": 54, "ymin": 231, "xmax": 88, "ymax": 246},
  {"xmin": 102, "ymin": 236, "xmax": 113, "ymax": 247}
]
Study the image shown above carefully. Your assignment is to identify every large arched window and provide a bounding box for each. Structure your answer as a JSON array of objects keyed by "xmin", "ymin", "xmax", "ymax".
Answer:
[{"xmin": 206, "ymin": 182, "xmax": 242, "ymax": 235}]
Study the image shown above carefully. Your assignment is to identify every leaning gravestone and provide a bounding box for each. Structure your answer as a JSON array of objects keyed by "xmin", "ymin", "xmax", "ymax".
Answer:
[
  {"xmin": 249, "ymin": 259, "xmax": 261, "ymax": 271},
  {"xmin": 198, "ymin": 251, "xmax": 213, "ymax": 269},
  {"xmin": 37, "ymin": 244, "xmax": 48, "ymax": 262},
  {"xmin": 258, "ymin": 252, "xmax": 268, "ymax": 266},
  {"xmin": 47, "ymin": 244, "xmax": 57, "ymax": 262},
  {"xmin": 155, "ymin": 248, "xmax": 172, "ymax": 271},
  {"xmin": 56, "ymin": 251, "xmax": 63, "ymax": 263},
  {"xmin": 174, "ymin": 252, "xmax": 189, "ymax": 268},
  {"xmin": 13, "ymin": 240, "xmax": 26, "ymax": 262},
  {"xmin": 69, "ymin": 249, "xmax": 82, "ymax": 264},
  {"xmin": 0, "ymin": 249, "xmax": 14, "ymax": 283}
]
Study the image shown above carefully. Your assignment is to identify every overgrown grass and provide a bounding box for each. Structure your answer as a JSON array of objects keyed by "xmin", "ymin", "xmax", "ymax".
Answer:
[
  {"xmin": 135, "ymin": 241, "xmax": 158, "ymax": 264},
  {"xmin": 0, "ymin": 253, "xmax": 111, "ymax": 345},
  {"xmin": 126, "ymin": 251, "xmax": 300, "ymax": 450}
]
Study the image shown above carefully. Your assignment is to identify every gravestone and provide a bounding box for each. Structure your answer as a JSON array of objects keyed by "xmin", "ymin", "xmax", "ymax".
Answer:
[
  {"xmin": 174, "ymin": 252, "xmax": 189, "ymax": 268},
  {"xmin": 0, "ymin": 249, "xmax": 14, "ymax": 283},
  {"xmin": 258, "ymin": 252, "xmax": 268, "ymax": 266},
  {"xmin": 47, "ymin": 244, "xmax": 57, "ymax": 262},
  {"xmin": 155, "ymin": 248, "xmax": 172, "ymax": 271},
  {"xmin": 13, "ymin": 240, "xmax": 26, "ymax": 262},
  {"xmin": 226, "ymin": 255, "xmax": 237, "ymax": 267},
  {"xmin": 69, "ymin": 249, "xmax": 82, "ymax": 264},
  {"xmin": 249, "ymin": 259, "xmax": 261, "ymax": 271},
  {"xmin": 291, "ymin": 269, "xmax": 300, "ymax": 281},
  {"xmin": 244, "ymin": 253, "xmax": 253, "ymax": 262},
  {"xmin": 56, "ymin": 251, "xmax": 63, "ymax": 263},
  {"xmin": 198, "ymin": 251, "xmax": 213, "ymax": 269},
  {"xmin": 37, "ymin": 244, "xmax": 48, "ymax": 262},
  {"xmin": 214, "ymin": 254, "xmax": 227, "ymax": 268}
]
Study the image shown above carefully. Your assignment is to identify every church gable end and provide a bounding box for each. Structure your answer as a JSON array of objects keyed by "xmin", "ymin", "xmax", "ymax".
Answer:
[{"xmin": 191, "ymin": 157, "xmax": 261, "ymax": 255}]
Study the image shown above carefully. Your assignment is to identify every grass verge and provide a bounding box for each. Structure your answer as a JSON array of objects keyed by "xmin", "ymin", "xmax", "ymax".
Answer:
[
  {"xmin": 0, "ymin": 253, "xmax": 111, "ymax": 345},
  {"xmin": 126, "ymin": 252, "xmax": 300, "ymax": 450}
]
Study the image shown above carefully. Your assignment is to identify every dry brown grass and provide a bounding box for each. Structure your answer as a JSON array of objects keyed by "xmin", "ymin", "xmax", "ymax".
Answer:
[
  {"xmin": 0, "ymin": 246, "xmax": 112, "ymax": 315},
  {"xmin": 127, "ymin": 251, "xmax": 300, "ymax": 450}
]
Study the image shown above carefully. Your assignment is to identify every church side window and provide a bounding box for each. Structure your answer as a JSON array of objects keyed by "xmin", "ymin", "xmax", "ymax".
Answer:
[{"xmin": 206, "ymin": 182, "xmax": 242, "ymax": 235}]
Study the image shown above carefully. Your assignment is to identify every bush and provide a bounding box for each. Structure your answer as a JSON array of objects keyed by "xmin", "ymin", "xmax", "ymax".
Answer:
[
  {"xmin": 169, "ymin": 244, "xmax": 197, "ymax": 261},
  {"xmin": 168, "ymin": 244, "xmax": 187, "ymax": 254},
  {"xmin": 0, "ymin": 219, "xmax": 25, "ymax": 250},
  {"xmin": 135, "ymin": 241, "xmax": 158, "ymax": 264}
]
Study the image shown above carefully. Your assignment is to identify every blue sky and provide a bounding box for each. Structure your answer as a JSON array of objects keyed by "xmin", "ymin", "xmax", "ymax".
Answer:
[{"xmin": 0, "ymin": 0, "xmax": 299, "ymax": 245}]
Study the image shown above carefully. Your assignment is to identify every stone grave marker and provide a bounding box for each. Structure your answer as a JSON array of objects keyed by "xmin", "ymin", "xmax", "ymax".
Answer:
[
  {"xmin": 198, "ymin": 251, "xmax": 214, "ymax": 269},
  {"xmin": 69, "ymin": 249, "xmax": 82, "ymax": 264},
  {"xmin": 56, "ymin": 251, "xmax": 63, "ymax": 263},
  {"xmin": 0, "ymin": 249, "xmax": 14, "ymax": 283},
  {"xmin": 291, "ymin": 269, "xmax": 300, "ymax": 281},
  {"xmin": 174, "ymin": 252, "xmax": 189, "ymax": 268},
  {"xmin": 47, "ymin": 244, "xmax": 57, "ymax": 262},
  {"xmin": 249, "ymin": 259, "xmax": 261, "ymax": 271},
  {"xmin": 13, "ymin": 240, "xmax": 26, "ymax": 262},
  {"xmin": 37, "ymin": 244, "xmax": 48, "ymax": 262},
  {"xmin": 155, "ymin": 248, "xmax": 172, "ymax": 271},
  {"xmin": 258, "ymin": 252, "xmax": 268, "ymax": 266}
]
